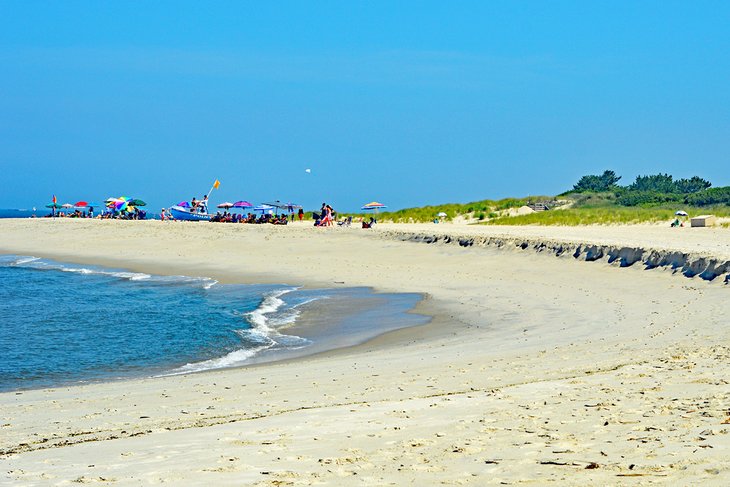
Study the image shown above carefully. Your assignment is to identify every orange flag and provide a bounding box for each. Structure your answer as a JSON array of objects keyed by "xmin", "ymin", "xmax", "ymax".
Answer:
[{"xmin": 213, "ymin": 180, "xmax": 220, "ymax": 189}]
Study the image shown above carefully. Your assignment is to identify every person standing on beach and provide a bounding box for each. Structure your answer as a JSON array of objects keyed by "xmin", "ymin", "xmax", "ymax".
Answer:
[{"xmin": 200, "ymin": 195, "xmax": 209, "ymax": 214}]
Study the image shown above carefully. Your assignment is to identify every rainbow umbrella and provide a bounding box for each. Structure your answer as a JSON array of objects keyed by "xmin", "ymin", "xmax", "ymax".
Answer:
[{"xmin": 361, "ymin": 201, "xmax": 387, "ymax": 211}]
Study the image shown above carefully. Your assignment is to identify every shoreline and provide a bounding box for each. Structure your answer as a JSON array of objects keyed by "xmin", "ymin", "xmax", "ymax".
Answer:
[
  {"xmin": 0, "ymin": 254, "xmax": 434, "ymax": 392},
  {"xmin": 2, "ymin": 219, "xmax": 730, "ymax": 484}
]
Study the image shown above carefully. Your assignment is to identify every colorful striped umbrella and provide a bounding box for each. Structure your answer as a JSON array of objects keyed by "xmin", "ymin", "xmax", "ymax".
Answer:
[{"xmin": 361, "ymin": 201, "xmax": 387, "ymax": 211}]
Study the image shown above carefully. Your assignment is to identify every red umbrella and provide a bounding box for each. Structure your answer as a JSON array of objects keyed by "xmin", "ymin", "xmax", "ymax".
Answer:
[{"xmin": 74, "ymin": 201, "xmax": 89, "ymax": 208}]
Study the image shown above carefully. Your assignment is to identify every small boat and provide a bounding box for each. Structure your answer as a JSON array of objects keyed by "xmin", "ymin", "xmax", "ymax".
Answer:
[{"xmin": 169, "ymin": 205, "xmax": 212, "ymax": 222}]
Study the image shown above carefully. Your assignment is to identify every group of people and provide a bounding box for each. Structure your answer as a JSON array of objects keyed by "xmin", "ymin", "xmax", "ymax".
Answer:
[
  {"xmin": 45, "ymin": 206, "xmax": 147, "ymax": 220},
  {"xmin": 189, "ymin": 195, "xmax": 209, "ymax": 214},
  {"xmin": 314, "ymin": 203, "xmax": 336, "ymax": 226},
  {"xmin": 44, "ymin": 209, "xmax": 92, "ymax": 218},
  {"xmin": 157, "ymin": 200, "xmax": 374, "ymax": 227},
  {"xmin": 210, "ymin": 212, "xmax": 289, "ymax": 225}
]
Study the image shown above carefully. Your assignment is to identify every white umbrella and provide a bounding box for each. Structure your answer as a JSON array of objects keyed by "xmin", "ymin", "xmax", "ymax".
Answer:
[
  {"xmin": 217, "ymin": 202, "xmax": 234, "ymax": 209},
  {"xmin": 437, "ymin": 212, "xmax": 447, "ymax": 217},
  {"xmin": 675, "ymin": 210, "xmax": 688, "ymax": 216},
  {"xmin": 253, "ymin": 204, "xmax": 275, "ymax": 214}
]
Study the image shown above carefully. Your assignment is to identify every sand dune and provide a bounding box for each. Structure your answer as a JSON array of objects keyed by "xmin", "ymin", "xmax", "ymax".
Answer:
[{"xmin": 1, "ymin": 219, "xmax": 729, "ymax": 485}]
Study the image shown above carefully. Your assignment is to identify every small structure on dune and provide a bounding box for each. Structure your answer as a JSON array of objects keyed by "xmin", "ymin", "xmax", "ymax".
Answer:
[
  {"xmin": 526, "ymin": 200, "xmax": 552, "ymax": 212},
  {"xmin": 690, "ymin": 215, "xmax": 717, "ymax": 227}
]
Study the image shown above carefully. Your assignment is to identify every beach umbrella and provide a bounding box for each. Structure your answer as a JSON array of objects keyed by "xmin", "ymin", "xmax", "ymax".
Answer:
[
  {"xmin": 263, "ymin": 201, "xmax": 285, "ymax": 213},
  {"xmin": 675, "ymin": 210, "xmax": 688, "ymax": 217},
  {"xmin": 45, "ymin": 203, "xmax": 62, "ymax": 209},
  {"xmin": 61, "ymin": 203, "xmax": 74, "ymax": 209},
  {"xmin": 74, "ymin": 201, "xmax": 89, "ymax": 208},
  {"xmin": 217, "ymin": 202, "xmax": 234, "ymax": 209},
  {"xmin": 253, "ymin": 204, "xmax": 275, "ymax": 214},
  {"xmin": 232, "ymin": 200, "xmax": 253, "ymax": 208},
  {"xmin": 361, "ymin": 201, "xmax": 387, "ymax": 211},
  {"xmin": 176, "ymin": 201, "xmax": 191, "ymax": 208},
  {"xmin": 437, "ymin": 212, "xmax": 447, "ymax": 217},
  {"xmin": 128, "ymin": 199, "xmax": 147, "ymax": 207}
]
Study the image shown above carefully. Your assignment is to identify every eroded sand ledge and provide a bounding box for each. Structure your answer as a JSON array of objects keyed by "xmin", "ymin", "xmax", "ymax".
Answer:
[
  {"xmin": 1, "ymin": 220, "xmax": 729, "ymax": 486},
  {"xmin": 380, "ymin": 228, "xmax": 730, "ymax": 283}
]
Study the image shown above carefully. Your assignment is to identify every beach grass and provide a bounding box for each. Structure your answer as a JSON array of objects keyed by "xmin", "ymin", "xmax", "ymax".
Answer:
[
  {"xmin": 484, "ymin": 204, "xmax": 730, "ymax": 226},
  {"xmin": 341, "ymin": 191, "xmax": 730, "ymax": 226},
  {"xmin": 343, "ymin": 196, "xmax": 553, "ymax": 223}
]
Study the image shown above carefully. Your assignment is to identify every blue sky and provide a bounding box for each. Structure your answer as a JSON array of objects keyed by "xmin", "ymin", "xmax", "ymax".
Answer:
[{"xmin": 1, "ymin": 1, "xmax": 729, "ymax": 212}]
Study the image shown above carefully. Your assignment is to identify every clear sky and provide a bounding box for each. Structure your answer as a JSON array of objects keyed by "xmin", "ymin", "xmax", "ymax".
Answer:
[{"xmin": 1, "ymin": 1, "xmax": 728, "ymax": 212}]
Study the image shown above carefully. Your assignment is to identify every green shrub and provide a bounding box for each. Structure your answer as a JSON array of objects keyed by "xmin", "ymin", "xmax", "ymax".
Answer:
[
  {"xmin": 616, "ymin": 191, "xmax": 682, "ymax": 206},
  {"xmin": 684, "ymin": 186, "xmax": 730, "ymax": 205}
]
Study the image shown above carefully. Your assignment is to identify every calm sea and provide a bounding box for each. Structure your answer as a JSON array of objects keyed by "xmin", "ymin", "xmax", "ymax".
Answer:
[{"xmin": 0, "ymin": 255, "xmax": 428, "ymax": 392}]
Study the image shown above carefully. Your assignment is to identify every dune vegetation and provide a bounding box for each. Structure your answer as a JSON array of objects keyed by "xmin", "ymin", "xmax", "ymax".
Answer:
[
  {"xmin": 342, "ymin": 197, "xmax": 552, "ymax": 223},
  {"xmin": 343, "ymin": 170, "xmax": 730, "ymax": 226}
]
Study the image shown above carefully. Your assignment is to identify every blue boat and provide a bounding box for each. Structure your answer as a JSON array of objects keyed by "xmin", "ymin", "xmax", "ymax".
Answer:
[{"xmin": 169, "ymin": 205, "xmax": 211, "ymax": 222}]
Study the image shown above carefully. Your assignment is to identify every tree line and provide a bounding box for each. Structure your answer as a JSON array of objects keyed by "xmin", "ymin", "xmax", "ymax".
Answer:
[{"xmin": 569, "ymin": 170, "xmax": 729, "ymax": 206}]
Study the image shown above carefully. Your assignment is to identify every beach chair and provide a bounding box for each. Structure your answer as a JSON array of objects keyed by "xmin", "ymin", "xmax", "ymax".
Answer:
[{"xmin": 338, "ymin": 216, "xmax": 352, "ymax": 227}]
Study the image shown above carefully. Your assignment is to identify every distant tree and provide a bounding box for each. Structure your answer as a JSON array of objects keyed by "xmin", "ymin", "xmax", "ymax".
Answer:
[
  {"xmin": 629, "ymin": 173, "xmax": 676, "ymax": 193},
  {"xmin": 675, "ymin": 176, "xmax": 711, "ymax": 194},
  {"xmin": 572, "ymin": 170, "xmax": 622, "ymax": 192}
]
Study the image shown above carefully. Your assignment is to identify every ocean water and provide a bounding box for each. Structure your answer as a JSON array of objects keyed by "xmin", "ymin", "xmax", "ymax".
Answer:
[
  {"xmin": 0, "ymin": 209, "xmax": 48, "ymax": 218},
  {"xmin": 0, "ymin": 255, "xmax": 428, "ymax": 392}
]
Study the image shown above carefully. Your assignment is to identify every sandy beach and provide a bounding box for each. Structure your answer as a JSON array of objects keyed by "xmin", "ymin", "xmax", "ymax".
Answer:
[{"xmin": 1, "ymin": 219, "xmax": 729, "ymax": 485}]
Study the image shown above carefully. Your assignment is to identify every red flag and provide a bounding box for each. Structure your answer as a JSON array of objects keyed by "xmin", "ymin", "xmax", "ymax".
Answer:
[{"xmin": 52, "ymin": 195, "xmax": 57, "ymax": 204}]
